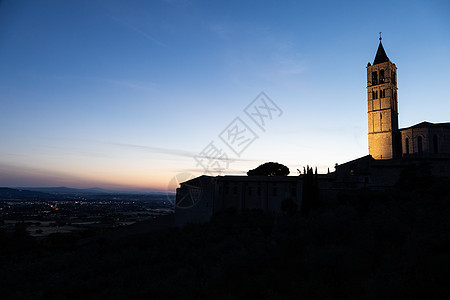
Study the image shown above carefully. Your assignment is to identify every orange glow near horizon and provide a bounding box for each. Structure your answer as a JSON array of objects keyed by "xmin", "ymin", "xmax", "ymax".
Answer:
[{"xmin": 0, "ymin": 162, "xmax": 184, "ymax": 192}]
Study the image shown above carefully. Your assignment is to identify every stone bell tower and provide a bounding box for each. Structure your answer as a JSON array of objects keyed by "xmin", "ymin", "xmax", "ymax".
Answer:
[{"xmin": 367, "ymin": 36, "xmax": 400, "ymax": 159}]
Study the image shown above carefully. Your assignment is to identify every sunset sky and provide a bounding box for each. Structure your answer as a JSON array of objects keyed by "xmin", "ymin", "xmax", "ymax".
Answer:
[{"xmin": 1, "ymin": 0, "xmax": 449, "ymax": 192}]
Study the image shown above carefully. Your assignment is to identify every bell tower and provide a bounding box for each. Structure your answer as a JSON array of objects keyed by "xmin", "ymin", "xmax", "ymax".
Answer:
[{"xmin": 367, "ymin": 36, "xmax": 399, "ymax": 159}]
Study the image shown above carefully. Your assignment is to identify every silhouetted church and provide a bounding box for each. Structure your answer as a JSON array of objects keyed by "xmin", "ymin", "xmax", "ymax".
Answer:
[
  {"xmin": 367, "ymin": 39, "xmax": 450, "ymax": 159},
  {"xmin": 174, "ymin": 39, "xmax": 450, "ymax": 226}
]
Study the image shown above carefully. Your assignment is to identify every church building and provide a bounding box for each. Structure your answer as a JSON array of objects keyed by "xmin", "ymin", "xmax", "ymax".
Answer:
[
  {"xmin": 367, "ymin": 38, "xmax": 450, "ymax": 159},
  {"xmin": 174, "ymin": 38, "xmax": 450, "ymax": 226}
]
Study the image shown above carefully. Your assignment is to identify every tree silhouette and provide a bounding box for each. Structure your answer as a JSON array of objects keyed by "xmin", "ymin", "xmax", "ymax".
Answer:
[
  {"xmin": 247, "ymin": 162, "xmax": 290, "ymax": 176},
  {"xmin": 301, "ymin": 165, "xmax": 319, "ymax": 216}
]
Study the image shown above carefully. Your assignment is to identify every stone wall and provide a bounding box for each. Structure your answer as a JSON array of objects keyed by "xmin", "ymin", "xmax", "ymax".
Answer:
[
  {"xmin": 175, "ymin": 176, "xmax": 303, "ymax": 226},
  {"xmin": 400, "ymin": 125, "xmax": 450, "ymax": 155},
  {"xmin": 368, "ymin": 132, "xmax": 395, "ymax": 159},
  {"xmin": 174, "ymin": 176, "xmax": 215, "ymax": 227}
]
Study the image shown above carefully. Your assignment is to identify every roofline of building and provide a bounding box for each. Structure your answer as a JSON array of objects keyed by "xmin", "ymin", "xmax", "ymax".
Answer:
[{"xmin": 400, "ymin": 121, "xmax": 450, "ymax": 130}]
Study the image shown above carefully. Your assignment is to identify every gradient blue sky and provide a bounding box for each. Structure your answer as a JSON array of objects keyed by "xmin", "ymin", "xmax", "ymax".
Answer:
[{"xmin": 1, "ymin": 0, "xmax": 449, "ymax": 191}]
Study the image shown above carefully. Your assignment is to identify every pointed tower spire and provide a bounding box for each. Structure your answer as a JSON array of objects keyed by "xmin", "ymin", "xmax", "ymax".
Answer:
[{"xmin": 373, "ymin": 35, "xmax": 389, "ymax": 65}]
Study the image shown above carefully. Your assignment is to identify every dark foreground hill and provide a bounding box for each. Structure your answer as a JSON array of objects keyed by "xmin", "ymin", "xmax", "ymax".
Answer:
[{"xmin": 1, "ymin": 185, "xmax": 450, "ymax": 299}]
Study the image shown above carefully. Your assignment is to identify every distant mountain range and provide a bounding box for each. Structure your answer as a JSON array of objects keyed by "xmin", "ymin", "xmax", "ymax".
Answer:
[
  {"xmin": 0, "ymin": 187, "xmax": 55, "ymax": 199},
  {"xmin": 17, "ymin": 186, "xmax": 121, "ymax": 195}
]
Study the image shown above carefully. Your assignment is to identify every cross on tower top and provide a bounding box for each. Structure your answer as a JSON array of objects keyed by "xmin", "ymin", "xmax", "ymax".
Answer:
[{"xmin": 379, "ymin": 32, "xmax": 382, "ymax": 41}]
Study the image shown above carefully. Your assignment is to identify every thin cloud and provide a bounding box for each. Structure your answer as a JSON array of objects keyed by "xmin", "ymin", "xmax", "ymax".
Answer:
[
  {"xmin": 109, "ymin": 142, "xmax": 258, "ymax": 163},
  {"xmin": 208, "ymin": 22, "xmax": 236, "ymax": 39},
  {"xmin": 107, "ymin": 14, "xmax": 168, "ymax": 48},
  {"xmin": 180, "ymin": 168, "xmax": 248, "ymax": 175},
  {"xmin": 102, "ymin": 78, "xmax": 159, "ymax": 92}
]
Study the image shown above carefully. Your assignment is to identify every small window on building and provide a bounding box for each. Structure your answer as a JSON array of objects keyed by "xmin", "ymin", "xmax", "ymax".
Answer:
[
  {"xmin": 380, "ymin": 113, "xmax": 383, "ymax": 131},
  {"xmin": 379, "ymin": 69, "xmax": 385, "ymax": 83},
  {"xmin": 433, "ymin": 135, "xmax": 438, "ymax": 154},
  {"xmin": 372, "ymin": 71, "xmax": 378, "ymax": 85},
  {"xmin": 405, "ymin": 138, "xmax": 410, "ymax": 154},
  {"xmin": 375, "ymin": 90, "xmax": 378, "ymax": 99},
  {"xmin": 372, "ymin": 91, "xmax": 376, "ymax": 99},
  {"xmin": 417, "ymin": 136, "xmax": 423, "ymax": 154},
  {"xmin": 272, "ymin": 186, "xmax": 278, "ymax": 196}
]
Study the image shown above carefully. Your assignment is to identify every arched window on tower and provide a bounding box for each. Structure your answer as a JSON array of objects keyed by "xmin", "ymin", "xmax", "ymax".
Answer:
[
  {"xmin": 380, "ymin": 113, "xmax": 382, "ymax": 131},
  {"xmin": 417, "ymin": 136, "xmax": 423, "ymax": 154},
  {"xmin": 372, "ymin": 71, "xmax": 378, "ymax": 85},
  {"xmin": 433, "ymin": 135, "xmax": 439, "ymax": 154},
  {"xmin": 405, "ymin": 138, "xmax": 410, "ymax": 154},
  {"xmin": 391, "ymin": 70, "xmax": 396, "ymax": 84},
  {"xmin": 379, "ymin": 69, "xmax": 385, "ymax": 83},
  {"xmin": 372, "ymin": 91, "xmax": 376, "ymax": 100}
]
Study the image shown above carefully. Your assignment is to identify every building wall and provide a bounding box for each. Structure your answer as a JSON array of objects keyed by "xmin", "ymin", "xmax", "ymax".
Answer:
[
  {"xmin": 438, "ymin": 128, "xmax": 450, "ymax": 154},
  {"xmin": 215, "ymin": 181, "xmax": 269, "ymax": 213},
  {"xmin": 368, "ymin": 132, "xmax": 395, "ymax": 160},
  {"xmin": 335, "ymin": 155, "xmax": 450, "ymax": 191},
  {"xmin": 174, "ymin": 176, "xmax": 215, "ymax": 227},
  {"xmin": 214, "ymin": 177, "xmax": 302, "ymax": 214},
  {"xmin": 175, "ymin": 176, "xmax": 303, "ymax": 226},
  {"xmin": 400, "ymin": 126, "xmax": 450, "ymax": 156}
]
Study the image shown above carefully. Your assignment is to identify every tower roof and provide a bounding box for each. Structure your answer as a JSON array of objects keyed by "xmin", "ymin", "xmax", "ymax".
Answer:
[{"xmin": 373, "ymin": 41, "xmax": 390, "ymax": 65}]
